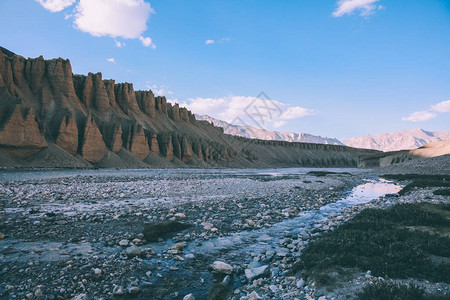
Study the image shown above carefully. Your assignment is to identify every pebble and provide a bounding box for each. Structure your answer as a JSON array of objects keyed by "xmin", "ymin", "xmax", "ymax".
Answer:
[
  {"xmin": 210, "ymin": 261, "xmax": 233, "ymax": 274},
  {"xmin": 183, "ymin": 294, "xmax": 195, "ymax": 300},
  {"xmin": 126, "ymin": 245, "xmax": 141, "ymax": 257},
  {"xmin": 118, "ymin": 240, "xmax": 129, "ymax": 247},
  {"xmin": 113, "ymin": 286, "xmax": 124, "ymax": 295}
]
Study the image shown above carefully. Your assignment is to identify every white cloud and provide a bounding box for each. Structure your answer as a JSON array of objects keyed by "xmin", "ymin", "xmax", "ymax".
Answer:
[
  {"xmin": 280, "ymin": 106, "xmax": 315, "ymax": 120},
  {"xmin": 402, "ymin": 99, "xmax": 450, "ymax": 122},
  {"xmin": 177, "ymin": 95, "xmax": 315, "ymax": 129},
  {"xmin": 402, "ymin": 111, "xmax": 437, "ymax": 122},
  {"xmin": 147, "ymin": 84, "xmax": 173, "ymax": 96},
  {"xmin": 115, "ymin": 40, "xmax": 125, "ymax": 48},
  {"xmin": 139, "ymin": 36, "xmax": 156, "ymax": 48},
  {"xmin": 36, "ymin": 0, "xmax": 76, "ymax": 12},
  {"xmin": 107, "ymin": 58, "xmax": 116, "ymax": 63},
  {"xmin": 332, "ymin": 0, "xmax": 382, "ymax": 17},
  {"xmin": 73, "ymin": 0, "xmax": 155, "ymax": 46},
  {"xmin": 431, "ymin": 100, "xmax": 450, "ymax": 113},
  {"xmin": 205, "ymin": 38, "xmax": 230, "ymax": 45}
]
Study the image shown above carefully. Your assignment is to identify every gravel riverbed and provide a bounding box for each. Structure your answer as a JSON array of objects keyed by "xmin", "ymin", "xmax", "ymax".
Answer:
[{"xmin": 0, "ymin": 168, "xmax": 408, "ymax": 299}]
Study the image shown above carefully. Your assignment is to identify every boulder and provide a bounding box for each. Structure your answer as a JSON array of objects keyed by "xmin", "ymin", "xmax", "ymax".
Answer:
[{"xmin": 210, "ymin": 261, "xmax": 233, "ymax": 274}]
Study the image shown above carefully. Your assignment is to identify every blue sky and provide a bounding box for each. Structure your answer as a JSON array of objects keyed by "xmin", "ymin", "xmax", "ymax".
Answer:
[{"xmin": 0, "ymin": 0, "xmax": 449, "ymax": 140}]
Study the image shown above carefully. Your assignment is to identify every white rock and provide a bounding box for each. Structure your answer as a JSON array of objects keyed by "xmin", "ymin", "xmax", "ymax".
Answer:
[
  {"xmin": 183, "ymin": 293, "xmax": 195, "ymax": 300},
  {"xmin": 171, "ymin": 242, "xmax": 186, "ymax": 250},
  {"xmin": 175, "ymin": 213, "xmax": 186, "ymax": 218},
  {"xmin": 127, "ymin": 286, "xmax": 140, "ymax": 294},
  {"xmin": 210, "ymin": 261, "xmax": 233, "ymax": 274},
  {"xmin": 126, "ymin": 245, "xmax": 141, "ymax": 257},
  {"xmin": 245, "ymin": 265, "xmax": 269, "ymax": 280},
  {"xmin": 34, "ymin": 289, "xmax": 43, "ymax": 297},
  {"xmin": 93, "ymin": 268, "xmax": 102, "ymax": 275},
  {"xmin": 201, "ymin": 222, "xmax": 213, "ymax": 230},
  {"xmin": 296, "ymin": 279, "xmax": 305, "ymax": 288},
  {"xmin": 119, "ymin": 240, "xmax": 129, "ymax": 247}
]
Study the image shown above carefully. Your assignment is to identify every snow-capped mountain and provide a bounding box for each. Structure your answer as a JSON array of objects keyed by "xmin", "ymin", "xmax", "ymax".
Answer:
[
  {"xmin": 344, "ymin": 129, "xmax": 450, "ymax": 152},
  {"xmin": 196, "ymin": 115, "xmax": 344, "ymax": 145}
]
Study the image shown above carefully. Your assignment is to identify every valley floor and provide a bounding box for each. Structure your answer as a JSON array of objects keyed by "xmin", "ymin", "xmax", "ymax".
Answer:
[{"xmin": 0, "ymin": 167, "xmax": 448, "ymax": 299}]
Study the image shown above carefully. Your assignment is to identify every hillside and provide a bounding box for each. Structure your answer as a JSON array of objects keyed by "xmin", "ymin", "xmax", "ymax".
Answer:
[
  {"xmin": 344, "ymin": 128, "xmax": 450, "ymax": 152},
  {"xmin": 0, "ymin": 47, "xmax": 378, "ymax": 169},
  {"xmin": 197, "ymin": 115, "xmax": 344, "ymax": 145}
]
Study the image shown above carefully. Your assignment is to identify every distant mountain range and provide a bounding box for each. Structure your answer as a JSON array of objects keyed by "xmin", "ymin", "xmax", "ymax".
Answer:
[
  {"xmin": 197, "ymin": 115, "xmax": 450, "ymax": 152},
  {"xmin": 344, "ymin": 129, "xmax": 450, "ymax": 152},
  {"xmin": 196, "ymin": 115, "xmax": 344, "ymax": 145}
]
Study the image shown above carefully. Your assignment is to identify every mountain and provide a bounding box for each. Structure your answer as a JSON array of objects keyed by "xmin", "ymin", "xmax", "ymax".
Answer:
[
  {"xmin": 196, "ymin": 115, "xmax": 344, "ymax": 145},
  {"xmin": 0, "ymin": 46, "xmax": 378, "ymax": 169},
  {"xmin": 344, "ymin": 129, "xmax": 450, "ymax": 152}
]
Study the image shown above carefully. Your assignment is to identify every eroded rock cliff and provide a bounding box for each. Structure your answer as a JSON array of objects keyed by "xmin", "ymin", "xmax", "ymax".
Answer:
[{"xmin": 0, "ymin": 47, "xmax": 379, "ymax": 168}]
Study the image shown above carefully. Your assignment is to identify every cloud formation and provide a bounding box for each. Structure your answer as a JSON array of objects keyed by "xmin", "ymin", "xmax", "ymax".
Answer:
[
  {"xmin": 205, "ymin": 37, "xmax": 230, "ymax": 45},
  {"xmin": 139, "ymin": 36, "xmax": 156, "ymax": 48},
  {"xmin": 174, "ymin": 95, "xmax": 315, "ymax": 129},
  {"xmin": 430, "ymin": 100, "xmax": 450, "ymax": 113},
  {"xmin": 332, "ymin": 0, "xmax": 382, "ymax": 17},
  {"xmin": 402, "ymin": 100, "xmax": 450, "ymax": 122},
  {"xmin": 107, "ymin": 58, "xmax": 116, "ymax": 63},
  {"xmin": 36, "ymin": 0, "xmax": 156, "ymax": 48},
  {"xmin": 35, "ymin": 0, "xmax": 76, "ymax": 12}
]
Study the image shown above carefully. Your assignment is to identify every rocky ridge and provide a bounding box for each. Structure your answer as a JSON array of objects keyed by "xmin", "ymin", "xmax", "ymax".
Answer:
[{"xmin": 0, "ymin": 47, "xmax": 377, "ymax": 168}]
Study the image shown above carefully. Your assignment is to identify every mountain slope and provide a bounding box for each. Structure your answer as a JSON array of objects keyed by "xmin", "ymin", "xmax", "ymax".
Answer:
[
  {"xmin": 197, "ymin": 114, "xmax": 344, "ymax": 145},
  {"xmin": 0, "ymin": 47, "xmax": 378, "ymax": 168},
  {"xmin": 344, "ymin": 129, "xmax": 450, "ymax": 152}
]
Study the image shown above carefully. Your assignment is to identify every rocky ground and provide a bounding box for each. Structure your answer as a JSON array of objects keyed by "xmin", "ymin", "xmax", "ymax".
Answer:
[{"xmin": 0, "ymin": 167, "xmax": 447, "ymax": 299}]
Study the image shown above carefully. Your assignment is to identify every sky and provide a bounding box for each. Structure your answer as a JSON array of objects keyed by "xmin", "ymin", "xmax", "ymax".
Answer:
[{"xmin": 0, "ymin": 0, "xmax": 449, "ymax": 140}]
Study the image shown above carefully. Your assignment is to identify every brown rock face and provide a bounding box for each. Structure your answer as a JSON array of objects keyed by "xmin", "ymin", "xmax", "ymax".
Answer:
[
  {"xmin": 155, "ymin": 96, "xmax": 167, "ymax": 114},
  {"xmin": 170, "ymin": 103, "xmax": 180, "ymax": 121},
  {"xmin": 129, "ymin": 126, "xmax": 149, "ymax": 160},
  {"xmin": 56, "ymin": 114, "xmax": 78, "ymax": 155},
  {"xmin": 136, "ymin": 90, "xmax": 156, "ymax": 118},
  {"xmin": 193, "ymin": 141, "xmax": 204, "ymax": 160},
  {"xmin": 0, "ymin": 105, "xmax": 47, "ymax": 158},
  {"xmin": 149, "ymin": 133, "xmax": 160, "ymax": 155},
  {"xmin": 73, "ymin": 73, "xmax": 110, "ymax": 112},
  {"xmin": 80, "ymin": 116, "xmax": 107, "ymax": 163},
  {"xmin": 158, "ymin": 133, "xmax": 174, "ymax": 161},
  {"xmin": 172, "ymin": 134, "xmax": 181, "ymax": 160},
  {"xmin": 114, "ymin": 83, "xmax": 139, "ymax": 114},
  {"xmin": 110, "ymin": 125, "xmax": 123, "ymax": 153},
  {"xmin": 180, "ymin": 107, "xmax": 189, "ymax": 122},
  {"xmin": 180, "ymin": 136, "xmax": 194, "ymax": 162}
]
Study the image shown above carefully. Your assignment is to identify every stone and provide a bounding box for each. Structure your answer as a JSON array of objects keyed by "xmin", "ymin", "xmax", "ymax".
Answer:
[
  {"xmin": 247, "ymin": 291, "xmax": 261, "ymax": 300},
  {"xmin": 183, "ymin": 294, "xmax": 195, "ymax": 300},
  {"xmin": 125, "ymin": 245, "xmax": 141, "ymax": 257},
  {"xmin": 127, "ymin": 286, "xmax": 140, "ymax": 294},
  {"xmin": 174, "ymin": 212, "xmax": 186, "ymax": 218},
  {"xmin": 93, "ymin": 268, "xmax": 102, "ymax": 275},
  {"xmin": 296, "ymin": 279, "xmax": 305, "ymax": 288},
  {"xmin": 170, "ymin": 242, "xmax": 186, "ymax": 251},
  {"xmin": 210, "ymin": 261, "xmax": 233, "ymax": 274},
  {"xmin": 34, "ymin": 289, "xmax": 43, "ymax": 297},
  {"xmin": 119, "ymin": 240, "xmax": 129, "ymax": 247},
  {"xmin": 244, "ymin": 265, "xmax": 269, "ymax": 281},
  {"xmin": 113, "ymin": 286, "xmax": 124, "ymax": 296}
]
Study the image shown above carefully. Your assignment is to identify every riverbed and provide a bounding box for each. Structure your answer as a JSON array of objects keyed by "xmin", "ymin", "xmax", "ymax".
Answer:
[{"xmin": 0, "ymin": 168, "xmax": 401, "ymax": 299}]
